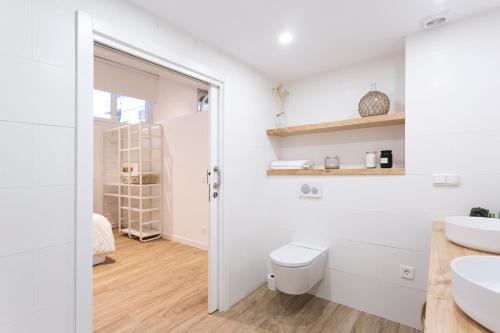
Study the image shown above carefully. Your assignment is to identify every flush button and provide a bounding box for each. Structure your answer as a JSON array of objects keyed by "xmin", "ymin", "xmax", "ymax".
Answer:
[
  {"xmin": 300, "ymin": 184, "xmax": 311, "ymax": 194},
  {"xmin": 298, "ymin": 182, "xmax": 322, "ymax": 198}
]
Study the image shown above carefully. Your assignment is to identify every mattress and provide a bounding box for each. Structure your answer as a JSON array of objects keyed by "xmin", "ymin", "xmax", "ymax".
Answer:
[{"xmin": 93, "ymin": 213, "xmax": 115, "ymax": 256}]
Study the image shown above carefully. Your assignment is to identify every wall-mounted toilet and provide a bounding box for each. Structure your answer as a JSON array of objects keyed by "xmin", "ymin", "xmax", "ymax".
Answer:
[{"xmin": 270, "ymin": 242, "xmax": 328, "ymax": 295}]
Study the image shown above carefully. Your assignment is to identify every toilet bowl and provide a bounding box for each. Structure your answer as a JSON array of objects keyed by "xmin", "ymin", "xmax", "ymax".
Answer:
[{"xmin": 270, "ymin": 242, "xmax": 328, "ymax": 295}]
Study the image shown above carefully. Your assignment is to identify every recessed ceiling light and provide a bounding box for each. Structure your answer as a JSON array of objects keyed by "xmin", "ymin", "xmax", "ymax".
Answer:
[
  {"xmin": 278, "ymin": 32, "xmax": 293, "ymax": 45},
  {"xmin": 421, "ymin": 12, "xmax": 449, "ymax": 29},
  {"xmin": 426, "ymin": 17, "xmax": 447, "ymax": 28}
]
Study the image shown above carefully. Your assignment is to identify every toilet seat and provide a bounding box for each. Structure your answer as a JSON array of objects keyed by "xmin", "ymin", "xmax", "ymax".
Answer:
[{"xmin": 270, "ymin": 242, "xmax": 327, "ymax": 268}]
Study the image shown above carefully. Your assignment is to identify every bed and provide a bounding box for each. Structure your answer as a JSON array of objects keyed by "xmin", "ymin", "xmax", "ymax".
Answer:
[{"xmin": 93, "ymin": 213, "xmax": 116, "ymax": 265}]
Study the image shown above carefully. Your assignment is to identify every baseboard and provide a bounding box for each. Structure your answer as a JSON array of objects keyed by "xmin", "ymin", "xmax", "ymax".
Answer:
[{"xmin": 163, "ymin": 233, "xmax": 208, "ymax": 251}]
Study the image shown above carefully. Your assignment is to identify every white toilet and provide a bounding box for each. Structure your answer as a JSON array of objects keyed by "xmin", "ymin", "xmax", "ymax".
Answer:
[{"xmin": 270, "ymin": 242, "xmax": 328, "ymax": 295}]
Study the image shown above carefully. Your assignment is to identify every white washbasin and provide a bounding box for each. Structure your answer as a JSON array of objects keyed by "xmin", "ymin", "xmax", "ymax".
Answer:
[
  {"xmin": 451, "ymin": 256, "xmax": 500, "ymax": 332},
  {"xmin": 445, "ymin": 216, "xmax": 500, "ymax": 254}
]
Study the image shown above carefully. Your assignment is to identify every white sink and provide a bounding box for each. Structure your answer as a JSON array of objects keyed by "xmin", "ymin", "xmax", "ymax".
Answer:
[
  {"xmin": 445, "ymin": 216, "xmax": 500, "ymax": 254},
  {"xmin": 451, "ymin": 256, "xmax": 500, "ymax": 332}
]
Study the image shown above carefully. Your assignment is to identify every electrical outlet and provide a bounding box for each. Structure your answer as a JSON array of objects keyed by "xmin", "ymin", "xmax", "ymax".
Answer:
[
  {"xmin": 400, "ymin": 265, "xmax": 415, "ymax": 280},
  {"xmin": 201, "ymin": 228, "xmax": 207, "ymax": 235}
]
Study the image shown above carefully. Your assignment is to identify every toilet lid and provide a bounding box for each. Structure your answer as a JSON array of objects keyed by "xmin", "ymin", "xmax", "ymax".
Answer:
[{"xmin": 270, "ymin": 243, "xmax": 325, "ymax": 268}]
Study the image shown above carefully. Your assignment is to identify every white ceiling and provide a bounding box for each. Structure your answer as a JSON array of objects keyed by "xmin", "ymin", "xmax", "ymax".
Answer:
[{"xmin": 129, "ymin": 0, "xmax": 500, "ymax": 82}]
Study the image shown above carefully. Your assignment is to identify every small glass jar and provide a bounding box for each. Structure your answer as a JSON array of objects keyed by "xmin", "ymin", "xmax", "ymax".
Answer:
[
  {"xmin": 380, "ymin": 150, "xmax": 393, "ymax": 168},
  {"xmin": 325, "ymin": 156, "xmax": 340, "ymax": 169},
  {"xmin": 366, "ymin": 152, "xmax": 377, "ymax": 168}
]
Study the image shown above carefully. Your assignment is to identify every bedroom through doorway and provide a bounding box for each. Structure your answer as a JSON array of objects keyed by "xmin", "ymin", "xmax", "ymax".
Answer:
[{"xmin": 91, "ymin": 43, "xmax": 213, "ymax": 331}]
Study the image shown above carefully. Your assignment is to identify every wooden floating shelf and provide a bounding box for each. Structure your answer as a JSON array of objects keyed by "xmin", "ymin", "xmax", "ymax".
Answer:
[
  {"xmin": 266, "ymin": 112, "xmax": 405, "ymax": 137},
  {"xmin": 267, "ymin": 168, "xmax": 405, "ymax": 176}
]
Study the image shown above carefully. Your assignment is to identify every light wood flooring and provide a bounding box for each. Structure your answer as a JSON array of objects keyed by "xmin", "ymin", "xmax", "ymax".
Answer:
[{"xmin": 93, "ymin": 230, "xmax": 420, "ymax": 333}]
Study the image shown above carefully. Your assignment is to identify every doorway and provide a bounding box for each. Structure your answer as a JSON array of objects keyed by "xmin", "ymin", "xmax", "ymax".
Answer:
[{"xmin": 76, "ymin": 12, "xmax": 224, "ymax": 333}]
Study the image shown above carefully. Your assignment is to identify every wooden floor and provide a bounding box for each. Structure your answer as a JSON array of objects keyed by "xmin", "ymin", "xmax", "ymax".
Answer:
[{"xmin": 94, "ymin": 231, "xmax": 420, "ymax": 333}]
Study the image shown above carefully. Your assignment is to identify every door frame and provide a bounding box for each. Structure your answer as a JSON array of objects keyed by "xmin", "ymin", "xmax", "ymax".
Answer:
[{"xmin": 75, "ymin": 11, "xmax": 226, "ymax": 333}]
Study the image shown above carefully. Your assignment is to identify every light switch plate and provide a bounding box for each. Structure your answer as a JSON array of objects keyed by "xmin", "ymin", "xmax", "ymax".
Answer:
[
  {"xmin": 433, "ymin": 173, "xmax": 461, "ymax": 186},
  {"xmin": 298, "ymin": 182, "xmax": 322, "ymax": 198}
]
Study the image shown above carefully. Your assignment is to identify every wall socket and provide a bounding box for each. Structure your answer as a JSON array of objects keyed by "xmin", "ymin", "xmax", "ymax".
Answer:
[
  {"xmin": 400, "ymin": 265, "xmax": 415, "ymax": 280},
  {"xmin": 201, "ymin": 228, "xmax": 207, "ymax": 235}
]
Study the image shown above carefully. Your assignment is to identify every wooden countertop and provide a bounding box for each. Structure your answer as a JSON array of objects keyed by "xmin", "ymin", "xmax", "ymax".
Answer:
[{"xmin": 424, "ymin": 221, "xmax": 493, "ymax": 332}]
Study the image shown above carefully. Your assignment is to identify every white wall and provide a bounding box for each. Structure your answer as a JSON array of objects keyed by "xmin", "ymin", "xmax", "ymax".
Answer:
[
  {"xmin": 0, "ymin": 0, "xmax": 76, "ymax": 331},
  {"xmin": 284, "ymin": 53, "xmax": 405, "ymax": 126},
  {"xmin": 7, "ymin": 1, "xmax": 498, "ymax": 331},
  {"xmin": 160, "ymin": 113, "xmax": 210, "ymax": 249},
  {"xmin": 154, "ymin": 77, "xmax": 200, "ymax": 120},
  {"xmin": 279, "ymin": 53, "xmax": 405, "ymax": 168},
  {"xmin": 0, "ymin": 1, "xmax": 275, "ymax": 332},
  {"xmin": 266, "ymin": 10, "xmax": 500, "ymax": 329},
  {"xmin": 155, "ymin": 77, "xmax": 210, "ymax": 249}
]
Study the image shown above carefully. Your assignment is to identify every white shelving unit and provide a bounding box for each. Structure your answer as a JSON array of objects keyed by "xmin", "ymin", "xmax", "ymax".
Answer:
[{"xmin": 103, "ymin": 122, "xmax": 163, "ymax": 242}]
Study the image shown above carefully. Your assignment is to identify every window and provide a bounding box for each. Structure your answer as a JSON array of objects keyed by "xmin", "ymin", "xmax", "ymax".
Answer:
[
  {"xmin": 93, "ymin": 89, "xmax": 149, "ymax": 123},
  {"xmin": 93, "ymin": 90, "xmax": 112, "ymax": 119},
  {"xmin": 117, "ymin": 95, "xmax": 147, "ymax": 123}
]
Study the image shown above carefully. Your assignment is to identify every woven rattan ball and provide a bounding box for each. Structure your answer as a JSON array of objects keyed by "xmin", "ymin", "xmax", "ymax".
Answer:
[{"xmin": 358, "ymin": 91, "xmax": 390, "ymax": 117}]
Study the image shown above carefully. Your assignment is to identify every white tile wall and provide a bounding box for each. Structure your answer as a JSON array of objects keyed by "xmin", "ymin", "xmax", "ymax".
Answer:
[
  {"xmin": 0, "ymin": 185, "xmax": 74, "ymax": 257},
  {"xmin": 0, "ymin": 188, "xmax": 36, "ymax": 256},
  {"xmin": 283, "ymin": 52, "xmax": 406, "ymax": 126},
  {"xmin": 117, "ymin": 0, "xmax": 159, "ymax": 35},
  {"xmin": 335, "ymin": 209, "xmax": 432, "ymax": 252},
  {"xmin": 313, "ymin": 269, "xmax": 380, "ymax": 315},
  {"xmin": 312, "ymin": 268, "xmax": 427, "ymax": 328},
  {"xmin": 33, "ymin": 126, "xmax": 75, "ymax": 186},
  {"xmin": 330, "ymin": 239, "xmax": 383, "ymax": 279},
  {"xmin": 406, "ymin": 129, "xmax": 500, "ymax": 175},
  {"xmin": 375, "ymin": 280, "xmax": 427, "ymax": 327},
  {"xmin": 266, "ymin": 8, "xmax": 500, "ymax": 329},
  {"xmin": 0, "ymin": 122, "xmax": 34, "ymax": 188},
  {"xmin": 379, "ymin": 246, "xmax": 429, "ymax": 291},
  {"xmin": 32, "ymin": 1, "xmax": 75, "ymax": 68},
  {"xmin": 0, "ymin": 0, "xmax": 276, "ymax": 331},
  {"xmin": 34, "ymin": 243, "xmax": 74, "ymax": 311},
  {"xmin": 0, "ymin": 303, "xmax": 74, "ymax": 333},
  {"xmin": 0, "ymin": 252, "xmax": 34, "ymax": 324},
  {"xmin": 0, "ymin": 0, "xmax": 32, "ymax": 58},
  {"xmin": 33, "ymin": 186, "xmax": 75, "ymax": 250},
  {"xmin": 280, "ymin": 125, "xmax": 405, "ymax": 168},
  {"xmin": 0, "ymin": 53, "xmax": 74, "ymax": 126},
  {"xmin": 4, "ymin": 0, "xmax": 497, "ymax": 331},
  {"xmin": 0, "ymin": 1, "xmax": 85, "ymax": 331}
]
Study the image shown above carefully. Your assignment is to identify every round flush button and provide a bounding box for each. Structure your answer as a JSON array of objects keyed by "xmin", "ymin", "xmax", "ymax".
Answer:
[{"xmin": 301, "ymin": 184, "xmax": 311, "ymax": 194}]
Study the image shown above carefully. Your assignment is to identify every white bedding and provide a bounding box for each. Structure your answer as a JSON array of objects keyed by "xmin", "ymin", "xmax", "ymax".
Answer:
[{"xmin": 93, "ymin": 213, "xmax": 115, "ymax": 256}]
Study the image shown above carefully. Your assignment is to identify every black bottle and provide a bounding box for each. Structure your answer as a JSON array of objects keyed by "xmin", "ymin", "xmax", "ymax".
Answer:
[{"xmin": 380, "ymin": 150, "xmax": 393, "ymax": 168}]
